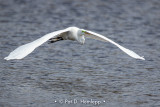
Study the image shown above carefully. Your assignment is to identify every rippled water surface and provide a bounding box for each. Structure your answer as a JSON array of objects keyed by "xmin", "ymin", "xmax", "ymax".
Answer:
[{"xmin": 0, "ymin": 0, "xmax": 160, "ymax": 107}]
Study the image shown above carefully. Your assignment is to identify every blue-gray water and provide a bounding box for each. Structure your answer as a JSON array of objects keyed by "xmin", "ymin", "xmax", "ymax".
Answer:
[{"xmin": 0, "ymin": 0, "xmax": 160, "ymax": 107}]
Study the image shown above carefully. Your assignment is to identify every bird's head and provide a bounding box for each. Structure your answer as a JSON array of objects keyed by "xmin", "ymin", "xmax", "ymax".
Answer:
[
  {"xmin": 77, "ymin": 29, "xmax": 86, "ymax": 45},
  {"xmin": 81, "ymin": 30, "xmax": 86, "ymax": 35}
]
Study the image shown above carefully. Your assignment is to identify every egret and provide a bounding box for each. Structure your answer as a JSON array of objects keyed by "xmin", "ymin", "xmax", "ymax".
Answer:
[{"xmin": 4, "ymin": 27, "xmax": 145, "ymax": 60}]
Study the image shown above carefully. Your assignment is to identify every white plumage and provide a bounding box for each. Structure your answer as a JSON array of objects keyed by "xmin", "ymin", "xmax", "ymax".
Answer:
[{"xmin": 4, "ymin": 27, "xmax": 145, "ymax": 60}]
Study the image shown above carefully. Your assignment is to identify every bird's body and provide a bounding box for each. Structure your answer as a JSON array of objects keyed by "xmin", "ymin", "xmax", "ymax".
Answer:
[
  {"xmin": 49, "ymin": 27, "xmax": 84, "ymax": 44},
  {"xmin": 4, "ymin": 27, "xmax": 145, "ymax": 60}
]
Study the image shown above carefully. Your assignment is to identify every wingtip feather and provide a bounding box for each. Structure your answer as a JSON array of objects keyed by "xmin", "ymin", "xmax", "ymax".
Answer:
[
  {"xmin": 138, "ymin": 56, "xmax": 145, "ymax": 60},
  {"xmin": 4, "ymin": 57, "xmax": 10, "ymax": 60}
]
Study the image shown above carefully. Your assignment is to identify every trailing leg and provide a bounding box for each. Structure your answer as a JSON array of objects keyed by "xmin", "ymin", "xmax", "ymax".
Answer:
[{"xmin": 48, "ymin": 37, "xmax": 64, "ymax": 43}]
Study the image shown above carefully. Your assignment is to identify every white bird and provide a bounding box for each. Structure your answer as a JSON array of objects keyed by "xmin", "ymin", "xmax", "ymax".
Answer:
[{"xmin": 4, "ymin": 27, "xmax": 145, "ymax": 60}]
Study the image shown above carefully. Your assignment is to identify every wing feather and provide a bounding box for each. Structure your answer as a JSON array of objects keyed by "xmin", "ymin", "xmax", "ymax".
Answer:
[
  {"xmin": 4, "ymin": 29, "xmax": 69, "ymax": 60},
  {"xmin": 83, "ymin": 29, "xmax": 145, "ymax": 60}
]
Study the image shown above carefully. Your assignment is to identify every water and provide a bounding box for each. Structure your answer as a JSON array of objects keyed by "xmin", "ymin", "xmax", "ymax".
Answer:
[{"xmin": 0, "ymin": 0, "xmax": 160, "ymax": 106}]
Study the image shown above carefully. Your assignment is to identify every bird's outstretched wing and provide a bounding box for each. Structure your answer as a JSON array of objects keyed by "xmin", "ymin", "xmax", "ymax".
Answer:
[
  {"xmin": 4, "ymin": 29, "xmax": 69, "ymax": 60},
  {"xmin": 83, "ymin": 29, "xmax": 145, "ymax": 60}
]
